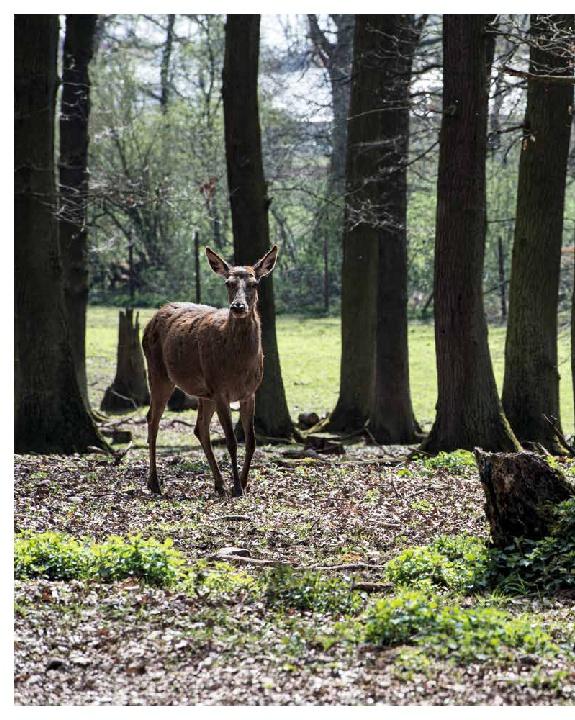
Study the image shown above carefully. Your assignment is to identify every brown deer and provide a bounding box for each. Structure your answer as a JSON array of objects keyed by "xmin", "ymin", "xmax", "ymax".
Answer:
[{"xmin": 142, "ymin": 245, "xmax": 278, "ymax": 496}]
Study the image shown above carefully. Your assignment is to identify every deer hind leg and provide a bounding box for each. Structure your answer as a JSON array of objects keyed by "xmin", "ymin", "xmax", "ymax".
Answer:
[
  {"xmin": 239, "ymin": 394, "xmax": 256, "ymax": 491},
  {"xmin": 146, "ymin": 374, "xmax": 174, "ymax": 494},
  {"xmin": 194, "ymin": 398, "xmax": 225, "ymax": 495},
  {"xmin": 215, "ymin": 399, "xmax": 243, "ymax": 497}
]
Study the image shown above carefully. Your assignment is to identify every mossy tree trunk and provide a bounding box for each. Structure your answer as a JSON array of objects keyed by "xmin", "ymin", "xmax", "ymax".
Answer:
[
  {"xmin": 15, "ymin": 15, "xmax": 106, "ymax": 454},
  {"xmin": 502, "ymin": 15, "xmax": 574, "ymax": 452},
  {"xmin": 422, "ymin": 15, "xmax": 519, "ymax": 453},
  {"xmin": 475, "ymin": 449, "xmax": 575, "ymax": 547},
  {"xmin": 222, "ymin": 14, "xmax": 292, "ymax": 439},
  {"xmin": 59, "ymin": 14, "xmax": 98, "ymax": 407}
]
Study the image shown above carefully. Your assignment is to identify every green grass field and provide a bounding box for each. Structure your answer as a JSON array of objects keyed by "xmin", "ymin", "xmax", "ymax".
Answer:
[{"xmin": 87, "ymin": 306, "xmax": 573, "ymax": 435}]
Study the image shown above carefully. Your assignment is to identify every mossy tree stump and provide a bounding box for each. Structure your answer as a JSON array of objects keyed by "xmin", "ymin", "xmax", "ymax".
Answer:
[
  {"xmin": 101, "ymin": 308, "xmax": 150, "ymax": 412},
  {"xmin": 474, "ymin": 449, "xmax": 575, "ymax": 548}
]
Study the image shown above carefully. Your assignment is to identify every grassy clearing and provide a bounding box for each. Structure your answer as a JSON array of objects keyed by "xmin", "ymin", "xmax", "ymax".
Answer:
[{"xmin": 87, "ymin": 306, "xmax": 573, "ymax": 434}]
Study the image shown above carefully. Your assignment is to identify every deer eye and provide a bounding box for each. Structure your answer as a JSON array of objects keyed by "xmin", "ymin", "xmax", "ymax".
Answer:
[
  {"xmin": 247, "ymin": 279, "xmax": 259, "ymax": 288},
  {"xmin": 225, "ymin": 278, "xmax": 238, "ymax": 287}
]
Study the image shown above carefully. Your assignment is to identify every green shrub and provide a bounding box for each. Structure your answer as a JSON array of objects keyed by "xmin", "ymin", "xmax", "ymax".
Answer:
[
  {"xmin": 359, "ymin": 590, "xmax": 558, "ymax": 662},
  {"xmin": 488, "ymin": 499, "xmax": 575, "ymax": 594},
  {"xmin": 386, "ymin": 534, "xmax": 490, "ymax": 593},
  {"xmin": 15, "ymin": 532, "xmax": 185, "ymax": 587},
  {"xmin": 92, "ymin": 535, "xmax": 185, "ymax": 586},
  {"xmin": 265, "ymin": 566, "xmax": 363, "ymax": 615},
  {"xmin": 14, "ymin": 532, "xmax": 91, "ymax": 581},
  {"xmin": 422, "ymin": 450, "xmax": 476, "ymax": 474}
]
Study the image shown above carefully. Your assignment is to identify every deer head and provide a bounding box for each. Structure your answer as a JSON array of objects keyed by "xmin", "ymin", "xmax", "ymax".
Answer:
[{"xmin": 205, "ymin": 245, "xmax": 278, "ymax": 318}]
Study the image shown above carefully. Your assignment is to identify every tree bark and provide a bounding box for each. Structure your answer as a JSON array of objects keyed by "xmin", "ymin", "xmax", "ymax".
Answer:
[
  {"xmin": 422, "ymin": 15, "xmax": 519, "ymax": 453},
  {"xmin": 15, "ymin": 15, "xmax": 106, "ymax": 454},
  {"xmin": 502, "ymin": 15, "xmax": 574, "ymax": 452},
  {"xmin": 222, "ymin": 14, "xmax": 292, "ymax": 439},
  {"xmin": 327, "ymin": 15, "xmax": 381, "ymax": 433},
  {"xmin": 307, "ymin": 15, "xmax": 355, "ymax": 314},
  {"xmin": 367, "ymin": 15, "xmax": 420, "ymax": 444},
  {"xmin": 475, "ymin": 449, "xmax": 575, "ymax": 547},
  {"xmin": 59, "ymin": 15, "xmax": 98, "ymax": 407},
  {"xmin": 160, "ymin": 14, "xmax": 175, "ymax": 112}
]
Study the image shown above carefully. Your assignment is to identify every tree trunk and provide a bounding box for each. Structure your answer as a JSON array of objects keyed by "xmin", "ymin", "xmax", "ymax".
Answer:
[
  {"xmin": 326, "ymin": 16, "xmax": 381, "ymax": 433},
  {"xmin": 475, "ymin": 449, "xmax": 575, "ymax": 548},
  {"xmin": 101, "ymin": 309, "xmax": 150, "ymax": 412},
  {"xmin": 307, "ymin": 15, "xmax": 355, "ymax": 315},
  {"xmin": 222, "ymin": 14, "xmax": 292, "ymax": 439},
  {"xmin": 368, "ymin": 15, "xmax": 420, "ymax": 444},
  {"xmin": 502, "ymin": 15, "xmax": 574, "ymax": 452},
  {"xmin": 160, "ymin": 14, "xmax": 175, "ymax": 112},
  {"xmin": 422, "ymin": 15, "xmax": 519, "ymax": 453},
  {"xmin": 59, "ymin": 14, "xmax": 97, "ymax": 407},
  {"xmin": 15, "ymin": 15, "xmax": 106, "ymax": 454}
]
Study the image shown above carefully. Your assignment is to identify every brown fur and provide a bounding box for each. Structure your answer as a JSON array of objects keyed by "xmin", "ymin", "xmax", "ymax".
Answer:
[{"xmin": 142, "ymin": 245, "xmax": 278, "ymax": 496}]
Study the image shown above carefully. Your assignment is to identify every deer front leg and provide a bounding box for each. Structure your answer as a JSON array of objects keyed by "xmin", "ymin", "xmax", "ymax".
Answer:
[
  {"xmin": 194, "ymin": 399, "xmax": 225, "ymax": 495},
  {"xmin": 239, "ymin": 395, "xmax": 256, "ymax": 490},
  {"xmin": 215, "ymin": 399, "xmax": 243, "ymax": 497}
]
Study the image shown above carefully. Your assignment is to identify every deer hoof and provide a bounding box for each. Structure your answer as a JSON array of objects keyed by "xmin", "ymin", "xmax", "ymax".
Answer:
[
  {"xmin": 232, "ymin": 486, "xmax": 244, "ymax": 498},
  {"xmin": 147, "ymin": 476, "xmax": 163, "ymax": 494}
]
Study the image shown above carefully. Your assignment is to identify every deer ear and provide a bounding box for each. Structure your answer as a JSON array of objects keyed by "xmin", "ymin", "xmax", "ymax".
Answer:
[
  {"xmin": 205, "ymin": 247, "xmax": 230, "ymax": 278},
  {"xmin": 253, "ymin": 245, "xmax": 278, "ymax": 279}
]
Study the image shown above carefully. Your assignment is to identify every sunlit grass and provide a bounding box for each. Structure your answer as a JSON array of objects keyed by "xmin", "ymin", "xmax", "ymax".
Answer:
[{"xmin": 87, "ymin": 307, "xmax": 573, "ymax": 435}]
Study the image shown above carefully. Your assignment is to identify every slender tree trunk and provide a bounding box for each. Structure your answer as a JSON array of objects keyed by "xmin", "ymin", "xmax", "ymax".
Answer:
[
  {"xmin": 160, "ymin": 14, "xmax": 175, "ymax": 112},
  {"xmin": 15, "ymin": 15, "xmax": 106, "ymax": 454},
  {"xmin": 307, "ymin": 15, "xmax": 354, "ymax": 314},
  {"xmin": 59, "ymin": 14, "xmax": 97, "ymax": 407},
  {"xmin": 327, "ymin": 16, "xmax": 380, "ymax": 432},
  {"xmin": 368, "ymin": 15, "xmax": 420, "ymax": 444},
  {"xmin": 422, "ymin": 15, "xmax": 519, "ymax": 453},
  {"xmin": 222, "ymin": 14, "xmax": 292, "ymax": 439},
  {"xmin": 502, "ymin": 14, "xmax": 574, "ymax": 452}
]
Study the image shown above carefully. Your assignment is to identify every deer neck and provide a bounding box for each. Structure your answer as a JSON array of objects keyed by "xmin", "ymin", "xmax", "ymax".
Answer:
[{"xmin": 226, "ymin": 307, "xmax": 261, "ymax": 349}]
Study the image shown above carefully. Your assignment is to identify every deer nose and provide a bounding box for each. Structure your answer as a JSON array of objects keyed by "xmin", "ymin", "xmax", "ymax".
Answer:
[{"xmin": 230, "ymin": 301, "xmax": 248, "ymax": 314}]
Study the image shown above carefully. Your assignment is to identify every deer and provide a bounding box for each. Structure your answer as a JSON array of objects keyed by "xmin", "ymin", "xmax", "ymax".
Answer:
[{"xmin": 141, "ymin": 245, "xmax": 278, "ymax": 497}]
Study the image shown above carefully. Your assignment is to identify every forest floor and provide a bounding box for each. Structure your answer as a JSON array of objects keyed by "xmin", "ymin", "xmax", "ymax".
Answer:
[
  {"xmin": 14, "ymin": 415, "xmax": 575, "ymax": 705},
  {"xmin": 14, "ymin": 307, "xmax": 575, "ymax": 705}
]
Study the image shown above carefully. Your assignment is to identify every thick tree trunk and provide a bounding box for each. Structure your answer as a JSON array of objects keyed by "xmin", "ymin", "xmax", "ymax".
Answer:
[
  {"xmin": 15, "ymin": 15, "xmax": 106, "ymax": 454},
  {"xmin": 475, "ymin": 449, "xmax": 575, "ymax": 547},
  {"xmin": 502, "ymin": 15, "xmax": 574, "ymax": 452},
  {"xmin": 222, "ymin": 14, "xmax": 292, "ymax": 439},
  {"xmin": 422, "ymin": 15, "xmax": 519, "ymax": 453},
  {"xmin": 59, "ymin": 15, "xmax": 97, "ymax": 407},
  {"xmin": 367, "ymin": 15, "xmax": 419, "ymax": 444},
  {"xmin": 101, "ymin": 309, "xmax": 150, "ymax": 412},
  {"xmin": 327, "ymin": 16, "xmax": 382, "ymax": 433}
]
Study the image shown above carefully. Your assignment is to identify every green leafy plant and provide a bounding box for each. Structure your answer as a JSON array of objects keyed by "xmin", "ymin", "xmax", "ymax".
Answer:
[
  {"xmin": 264, "ymin": 566, "xmax": 363, "ymax": 615},
  {"xmin": 15, "ymin": 532, "xmax": 185, "ymax": 587},
  {"xmin": 14, "ymin": 532, "xmax": 91, "ymax": 581},
  {"xmin": 357, "ymin": 590, "xmax": 559, "ymax": 663},
  {"xmin": 422, "ymin": 450, "xmax": 476, "ymax": 474},
  {"xmin": 386, "ymin": 534, "xmax": 490, "ymax": 593}
]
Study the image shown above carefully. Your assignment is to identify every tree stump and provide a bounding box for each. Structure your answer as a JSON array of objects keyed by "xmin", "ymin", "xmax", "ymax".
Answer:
[
  {"xmin": 474, "ymin": 449, "xmax": 575, "ymax": 547},
  {"xmin": 101, "ymin": 309, "xmax": 150, "ymax": 412},
  {"xmin": 167, "ymin": 388, "xmax": 198, "ymax": 412}
]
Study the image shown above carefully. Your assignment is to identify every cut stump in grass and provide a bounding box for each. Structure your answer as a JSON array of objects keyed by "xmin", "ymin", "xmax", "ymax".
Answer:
[
  {"xmin": 101, "ymin": 308, "xmax": 150, "ymax": 412},
  {"xmin": 474, "ymin": 448, "xmax": 575, "ymax": 547}
]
